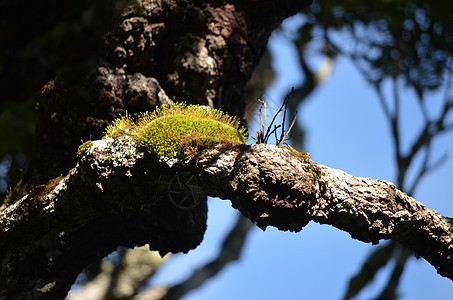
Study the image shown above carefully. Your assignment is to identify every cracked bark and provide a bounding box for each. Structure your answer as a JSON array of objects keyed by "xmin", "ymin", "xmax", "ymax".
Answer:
[
  {"xmin": 3, "ymin": 138, "xmax": 453, "ymax": 300},
  {"xmin": 99, "ymin": 142, "xmax": 453, "ymax": 279}
]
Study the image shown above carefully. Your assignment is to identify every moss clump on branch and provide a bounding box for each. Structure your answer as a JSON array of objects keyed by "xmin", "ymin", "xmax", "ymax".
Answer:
[{"xmin": 104, "ymin": 103, "xmax": 247, "ymax": 158}]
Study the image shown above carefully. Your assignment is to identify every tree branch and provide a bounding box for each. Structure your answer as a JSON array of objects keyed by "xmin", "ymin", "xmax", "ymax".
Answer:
[
  {"xmin": 193, "ymin": 143, "xmax": 453, "ymax": 280},
  {"xmin": 0, "ymin": 137, "xmax": 208, "ymax": 299},
  {"xmin": 3, "ymin": 137, "xmax": 452, "ymax": 299}
]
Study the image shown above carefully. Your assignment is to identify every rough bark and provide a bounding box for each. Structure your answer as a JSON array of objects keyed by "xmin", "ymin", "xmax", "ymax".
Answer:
[
  {"xmin": 19, "ymin": 0, "xmax": 312, "ymax": 195},
  {"xmin": 0, "ymin": 0, "xmax": 130, "ymax": 111},
  {"xmin": 2, "ymin": 138, "xmax": 453, "ymax": 300},
  {"xmin": 1, "ymin": 0, "xmax": 313, "ymax": 299},
  {"xmin": 1, "ymin": 137, "xmax": 208, "ymax": 299}
]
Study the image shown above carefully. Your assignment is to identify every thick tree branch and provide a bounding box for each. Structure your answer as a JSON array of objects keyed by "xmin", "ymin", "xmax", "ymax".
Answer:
[
  {"xmin": 199, "ymin": 143, "xmax": 452, "ymax": 275},
  {"xmin": 2, "ymin": 138, "xmax": 452, "ymax": 299},
  {"xmin": 191, "ymin": 144, "xmax": 453, "ymax": 279},
  {"xmin": 0, "ymin": 137, "xmax": 208, "ymax": 299}
]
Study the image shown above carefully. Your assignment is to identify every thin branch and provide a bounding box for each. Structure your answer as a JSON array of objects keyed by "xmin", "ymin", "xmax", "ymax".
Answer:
[
  {"xmin": 262, "ymin": 87, "xmax": 294, "ymax": 144},
  {"xmin": 253, "ymin": 88, "xmax": 297, "ymax": 146},
  {"xmin": 406, "ymin": 143, "xmax": 432, "ymax": 196},
  {"xmin": 280, "ymin": 97, "xmax": 288, "ymax": 143},
  {"xmin": 407, "ymin": 150, "xmax": 449, "ymax": 196},
  {"xmin": 258, "ymin": 99, "xmax": 266, "ymax": 143},
  {"xmin": 277, "ymin": 110, "xmax": 298, "ymax": 146},
  {"xmin": 417, "ymin": 95, "xmax": 430, "ymax": 124},
  {"xmin": 442, "ymin": 58, "xmax": 453, "ymax": 109},
  {"xmin": 392, "ymin": 77, "xmax": 400, "ymax": 125}
]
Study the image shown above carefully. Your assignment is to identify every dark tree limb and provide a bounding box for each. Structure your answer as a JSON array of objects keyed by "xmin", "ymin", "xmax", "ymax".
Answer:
[{"xmin": 0, "ymin": 137, "xmax": 208, "ymax": 299}]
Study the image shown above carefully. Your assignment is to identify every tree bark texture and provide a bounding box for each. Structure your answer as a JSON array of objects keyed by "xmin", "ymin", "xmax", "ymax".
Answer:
[
  {"xmin": 1, "ymin": 0, "xmax": 313, "ymax": 299},
  {"xmin": 0, "ymin": 0, "xmax": 129, "ymax": 111},
  {"xmin": 3, "ymin": 138, "xmax": 453, "ymax": 300}
]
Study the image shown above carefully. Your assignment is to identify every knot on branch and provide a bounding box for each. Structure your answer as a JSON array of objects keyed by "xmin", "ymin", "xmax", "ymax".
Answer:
[{"xmin": 230, "ymin": 145, "xmax": 319, "ymax": 231}]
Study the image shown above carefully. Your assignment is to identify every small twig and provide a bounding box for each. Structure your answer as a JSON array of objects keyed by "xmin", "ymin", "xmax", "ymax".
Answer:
[
  {"xmin": 280, "ymin": 91, "xmax": 289, "ymax": 142},
  {"xmin": 263, "ymin": 88, "xmax": 295, "ymax": 143},
  {"xmin": 408, "ymin": 149, "xmax": 449, "ymax": 195},
  {"xmin": 253, "ymin": 88, "xmax": 298, "ymax": 146},
  {"xmin": 255, "ymin": 99, "xmax": 267, "ymax": 143},
  {"xmin": 277, "ymin": 110, "xmax": 298, "ymax": 146}
]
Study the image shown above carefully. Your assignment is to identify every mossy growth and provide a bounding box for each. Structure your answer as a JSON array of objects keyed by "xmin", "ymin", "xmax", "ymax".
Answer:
[
  {"xmin": 2, "ymin": 179, "xmax": 22, "ymax": 206},
  {"xmin": 76, "ymin": 140, "xmax": 93, "ymax": 159},
  {"xmin": 104, "ymin": 103, "xmax": 247, "ymax": 158}
]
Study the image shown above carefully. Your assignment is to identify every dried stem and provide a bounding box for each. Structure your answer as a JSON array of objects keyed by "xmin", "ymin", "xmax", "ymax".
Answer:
[{"xmin": 253, "ymin": 88, "xmax": 297, "ymax": 146}]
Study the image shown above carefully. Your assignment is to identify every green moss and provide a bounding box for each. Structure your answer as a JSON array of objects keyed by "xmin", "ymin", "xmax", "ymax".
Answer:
[
  {"xmin": 104, "ymin": 114, "xmax": 135, "ymax": 138},
  {"xmin": 135, "ymin": 114, "xmax": 244, "ymax": 157},
  {"xmin": 104, "ymin": 103, "xmax": 247, "ymax": 159},
  {"xmin": 3, "ymin": 189, "xmax": 12, "ymax": 206},
  {"xmin": 305, "ymin": 161, "xmax": 328, "ymax": 190},
  {"xmin": 2, "ymin": 179, "xmax": 22, "ymax": 206},
  {"xmin": 76, "ymin": 140, "xmax": 93, "ymax": 159}
]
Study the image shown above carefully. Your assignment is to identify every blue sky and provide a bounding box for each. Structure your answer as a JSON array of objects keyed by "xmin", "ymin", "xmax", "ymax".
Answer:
[{"xmin": 151, "ymin": 14, "xmax": 453, "ymax": 299}]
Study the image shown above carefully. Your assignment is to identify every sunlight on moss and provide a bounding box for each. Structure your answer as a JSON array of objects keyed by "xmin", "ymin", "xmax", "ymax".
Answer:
[{"xmin": 103, "ymin": 103, "xmax": 247, "ymax": 158}]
